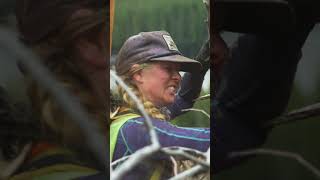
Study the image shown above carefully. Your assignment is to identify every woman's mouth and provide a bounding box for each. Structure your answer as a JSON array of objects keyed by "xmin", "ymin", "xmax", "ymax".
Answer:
[{"xmin": 168, "ymin": 85, "xmax": 177, "ymax": 94}]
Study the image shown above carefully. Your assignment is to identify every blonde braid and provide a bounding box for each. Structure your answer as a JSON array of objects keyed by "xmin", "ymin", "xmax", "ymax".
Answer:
[{"xmin": 111, "ymin": 64, "xmax": 166, "ymax": 121}]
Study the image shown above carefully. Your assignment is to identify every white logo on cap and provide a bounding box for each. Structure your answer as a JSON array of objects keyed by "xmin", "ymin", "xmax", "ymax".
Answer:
[{"xmin": 163, "ymin": 35, "xmax": 179, "ymax": 51}]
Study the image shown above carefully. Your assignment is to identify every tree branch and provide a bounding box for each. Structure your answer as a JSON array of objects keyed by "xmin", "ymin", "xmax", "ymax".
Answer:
[
  {"xmin": 194, "ymin": 94, "xmax": 210, "ymax": 101},
  {"xmin": 161, "ymin": 147, "xmax": 209, "ymax": 168},
  {"xmin": 169, "ymin": 148, "xmax": 210, "ymax": 180},
  {"xmin": 181, "ymin": 108, "xmax": 210, "ymax": 119},
  {"xmin": 229, "ymin": 148, "xmax": 320, "ymax": 178},
  {"xmin": 265, "ymin": 102, "xmax": 320, "ymax": 127}
]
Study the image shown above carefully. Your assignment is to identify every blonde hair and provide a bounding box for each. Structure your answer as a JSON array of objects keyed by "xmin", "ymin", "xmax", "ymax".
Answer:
[
  {"xmin": 24, "ymin": 12, "xmax": 106, "ymax": 150},
  {"xmin": 111, "ymin": 63, "xmax": 166, "ymax": 121}
]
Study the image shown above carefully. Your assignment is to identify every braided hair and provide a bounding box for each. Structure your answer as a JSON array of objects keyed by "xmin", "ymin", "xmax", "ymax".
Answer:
[{"xmin": 111, "ymin": 63, "xmax": 167, "ymax": 121}]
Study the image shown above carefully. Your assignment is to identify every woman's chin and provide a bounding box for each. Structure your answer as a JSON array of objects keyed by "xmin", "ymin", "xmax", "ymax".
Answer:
[{"xmin": 164, "ymin": 96, "xmax": 175, "ymax": 105}]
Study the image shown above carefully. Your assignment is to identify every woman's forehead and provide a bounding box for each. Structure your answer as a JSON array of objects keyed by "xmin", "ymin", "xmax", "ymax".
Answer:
[{"xmin": 148, "ymin": 61, "xmax": 181, "ymax": 68}]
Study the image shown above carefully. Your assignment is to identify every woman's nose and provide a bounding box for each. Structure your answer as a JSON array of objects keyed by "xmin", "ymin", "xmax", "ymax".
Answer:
[{"xmin": 172, "ymin": 71, "xmax": 182, "ymax": 81}]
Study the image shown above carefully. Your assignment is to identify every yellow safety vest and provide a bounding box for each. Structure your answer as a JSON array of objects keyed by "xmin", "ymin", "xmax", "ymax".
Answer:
[{"xmin": 110, "ymin": 113, "xmax": 165, "ymax": 180}]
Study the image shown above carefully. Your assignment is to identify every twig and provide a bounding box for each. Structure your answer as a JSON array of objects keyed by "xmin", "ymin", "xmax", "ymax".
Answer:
[
  {"xmin": 181, "ymin": 108, "xmax": 210, "ymax": 119},
  {"xmin": 229, "ymin": 148, "xmax": 320, "ymax": 178},
  {"xmin": 171, "ymin": 156, "xmax": 178, "ymax": 176},
  {"xmin": 161, "ymin": 147, "xmax": 209, "ymax": 168},
  {"xmin": 169, "ymin": 165, "xmax": 207, "ymax": 180},
  {"xmin": 194, "ymin": 94, "xmax": 210, "ymax": 101},
  {"xmin": 111, "ymin": 155, "xmax": 130, "ymax": 168},
  {"xmin": 169, "ymin": 148, "xmax": 210, "ymax": 180},
  {"xmin": 111, "ymin": 146, "xmax": 211, "ymax": 172},
  {"xmin": 205, "ymin": 148, "xmax": 210, "ymax": 164},
  {"xmin": 265, "ymin": 102, "xmax": 320, "ymax": 127},
  {"xmin": 111, "ymin": 145, "xmax": 160, "ymax": 180}
]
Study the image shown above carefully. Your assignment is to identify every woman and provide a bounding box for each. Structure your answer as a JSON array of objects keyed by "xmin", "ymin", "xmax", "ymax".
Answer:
[
  {"xmin": 110, "ymin": 31, "xmax": 210, "ymax": 179},
  {"xmin": 7, "ymin": 0, "xmax": 108, "ymax": 179}
]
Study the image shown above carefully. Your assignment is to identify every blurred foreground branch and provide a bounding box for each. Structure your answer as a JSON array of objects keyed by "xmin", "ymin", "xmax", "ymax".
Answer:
[
  {"xmin": 265, "ymin": 102, "xmax": 320, "ymax": 127},
  {"xmin": 0, "ymin": 27, "xmax": 106, "ymax": 170},
  {"xmin": 229, "ymin": 148, "xmax": 320, "ymax": 179}
]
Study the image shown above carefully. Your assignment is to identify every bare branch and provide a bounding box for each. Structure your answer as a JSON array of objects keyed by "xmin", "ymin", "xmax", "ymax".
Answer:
[
  {"xmin": 194, "ymin": 94, "xmax": 210, "ymax": 101},
  {"xmin": 111, "ymin": 146, "xmax": 211, "ymax": 179},
  {"xmin": 168, "ymin": 148, "xmax": 210, "ymax": 180},
  {"xmin": 111, "ymin": 155, "xmax": 130, "ymax": 168},
  {"xmin": 161, "ymin": 147, "xmax": 209, "ymax": 168},
  {"xmin": 229, "ymin": 148, "xmax": 320, "ymax": 178},
  {"xmin": 111, "ymin": 145, "xmax": 160, "ymax": 180},
  {"xmin": 182, "ymin": 108, "xmax": 210, "ymax": 119},
  {"xmin": 265, "ymin": 102, "xmax": 320, "ymax": 127},
  {"xmin": 205, "ymin": 148, "xmax": 210, "ymax": 164},
  {"xmin": 171, "ymin": 156, "xmax": 178, "ymax": 176},
  {"xmin": 169, "ymin": 164, "xmax": 208, "ymax": 180}
]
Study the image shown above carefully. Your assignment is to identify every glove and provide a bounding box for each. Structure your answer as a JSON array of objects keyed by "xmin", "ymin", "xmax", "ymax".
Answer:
[{"xmin": 195, "ymin": 39, "xmax": 210, "ymax": 73}]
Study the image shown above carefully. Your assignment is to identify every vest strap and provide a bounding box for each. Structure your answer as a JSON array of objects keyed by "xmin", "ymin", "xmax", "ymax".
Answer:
[{"xmin": 110, "ymin": 113, "xmax": 140, "ymax": 160}]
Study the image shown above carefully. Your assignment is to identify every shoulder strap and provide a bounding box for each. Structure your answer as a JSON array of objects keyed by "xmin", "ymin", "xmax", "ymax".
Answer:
[
  {"xmin": 110, "ymin": 113, "xmax": 166, "ymax": 180},
  {"xmin": 110, "ymin": 113, "xmax": 140, "ymax": 160}
]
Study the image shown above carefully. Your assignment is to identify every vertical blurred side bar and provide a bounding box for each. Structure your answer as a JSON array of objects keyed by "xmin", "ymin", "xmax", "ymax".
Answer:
[
  {"xmin": 210, "ymin": 0, "xmax": 215, "ymax": 176},
  {"xmin": 108, "ymin": 0, "xmax": 115, "ymax": 178}
]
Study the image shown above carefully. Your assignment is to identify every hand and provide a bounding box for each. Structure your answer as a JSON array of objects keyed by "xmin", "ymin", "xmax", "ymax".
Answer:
[{"xmin": 194, "ymin": 39, "xmax": 209, "ymax": 73}]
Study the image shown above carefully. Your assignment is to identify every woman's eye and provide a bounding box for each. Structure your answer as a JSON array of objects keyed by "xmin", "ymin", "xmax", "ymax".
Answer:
[{"xmin": 161, "ymin": 65, "xmax": 171, "ymax": 71}]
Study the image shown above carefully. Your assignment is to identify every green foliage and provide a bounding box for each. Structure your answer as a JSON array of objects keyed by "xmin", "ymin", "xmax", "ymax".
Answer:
[
  {"xmin": 112, "ymin": 0, "xmax": 208, "ymax": 58},
  {"xmin": 172, "ymin": 91, "xmax": 210, "ymax": 128}
]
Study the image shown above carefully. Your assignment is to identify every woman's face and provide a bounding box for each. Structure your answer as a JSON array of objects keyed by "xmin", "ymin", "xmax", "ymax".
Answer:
[{"xmin": 133, "ymin": 62, "xmax": 181, "ymax": 107}]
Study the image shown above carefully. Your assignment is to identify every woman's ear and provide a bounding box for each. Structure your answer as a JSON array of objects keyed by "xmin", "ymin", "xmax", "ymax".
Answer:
[{"xmin": 131, "ymin": 64, "xmax": 143, "ymax": 84}]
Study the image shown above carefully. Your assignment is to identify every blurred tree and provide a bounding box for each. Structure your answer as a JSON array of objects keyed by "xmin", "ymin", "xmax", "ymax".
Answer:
[{"xmin": 112, "ymin": 0, "xmax": 208, "ymax": 58}]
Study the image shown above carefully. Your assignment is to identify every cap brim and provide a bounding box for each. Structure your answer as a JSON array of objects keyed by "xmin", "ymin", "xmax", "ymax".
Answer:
[
  {"xmin": 214, "ymin": 0, "xmax": 295, "ymax": 33},
  {"xmin": 150, "ymin": 54, "xmax": 202, "ymax": 72}
]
